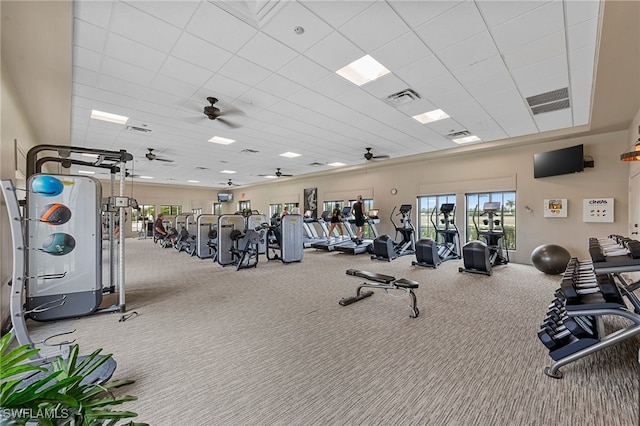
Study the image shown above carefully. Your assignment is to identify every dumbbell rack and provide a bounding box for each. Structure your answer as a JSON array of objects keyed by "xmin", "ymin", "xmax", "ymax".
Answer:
[{"xmin": 540, "ymin": 235, "xmax": 640, "ymax": 379}]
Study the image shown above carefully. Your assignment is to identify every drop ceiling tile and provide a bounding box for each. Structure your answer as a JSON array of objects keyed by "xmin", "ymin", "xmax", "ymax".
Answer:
[
  {"xmin": 565, "ymin": 0, "xmax": 601, "ymax": 27},
  {"xmin": 104, "ymin": 33, "xmax": 167, "ymax": 71},
  {"xmin": 261, "ymin": 1, "xmax": 334, "ymax": 53},
  {"xmin": 338, "ymin": 2, "xmax": 410, "ymax": 52},
  {"xmin": 286, "ymin": 88, "xmax": 330, "ymax": 109},
  {"xmin": 203, "ymin": 74, "xmax": 251, "ymax": 99},
  {"xmin": 491, "ymin": 1, "xmax": 564, "ymax": 53},
  {"xmin": 394, "ymin": 98, "xmax": 438, "ymax": 117},
  {"xmin": 304, "ymin": 31, "xmax": 364, "ymax": 72},
  {"xmin": 389, "ymin": 0, "xmax": 463, "ymax": 28},
  {"xmin": 372, "ymin": 31, "xmax": 433, "ymax": 74},
  {"xmin": 395, "ymin": 55, "xmax": 449, "ymax": 89},
  {"xmin": 185, "ymin": 2, "xmax": 257, "ymax": 52},
  {"xmin": 72, "ymin": 82, "xmax": 96, "ymax": 99},
  {"xmin": 518, "ymin": 70, "xmax": 569, "ymax": 102},
  {"xmin": 437, "ymin": 32, "xmax": 500, "ymax": 71},
  {"xmin": 171, "ymin": 33, "xmax": 234, "ymax": 72},
  {"xmin": 452, "ymin": 55, "xmax": 509, "ymax": 87},
  {"xmin": 122, "ymin": 0, "xmax": 199, "ymax": 28},
  {"xmin": 571, "ymin": 81, "xmax": 592, "ymax": 126},
  {"xmin": 415, "ymin": 2, "xmax": 486, "ymax": 53},
  {"xmin": 72, "ymin": 95, "xmax": 93, "ymax": 109},
  {"xmin": 72, "ymin": 67, "xmax": 98, "ymax": 86},
  {"xmin": 476, "ymin": 0, "xmax": 550, "ymax": 29},
  {"xmin": 110, "ymin": 2, "xmax": 182, "ymax": 53},
  {"xmin": 219, "ymin": 56, "xmax": 271, "ymax": 87},
  {"xmin": 237, "ymin": 32, "xmax": 298, "ymax": 72},
  {"xmin": 533, "ymin": 108, "xmax": 573, "ymax": 132},
  {"xmin": 159, "ymin": 56, "xmax": 213, "ymax": 87},
  {"xmin": 74, "ymin": 0, "xmax": 113, "ymax": 28},
  {"xmin": 311, "ymin": 73, "xmax": 359, "ymax": 101},
  {"xmin": 362, "ymin": 73, "xmax": 410, "ymax": 99},
  {"xmin": 468, "ymin": 86, "xmax": 527, "ymax": 119},
  {"xmin": 501, "ymin": 31, "xmax": 566, "ymax": 71},
  {"xmin": 511, "ymin": 55, "xmax": 568, "ymax": 91},
  {"xmin": 150, "ymin": 74, "xmax": 199, "ymax": 98},
  {"xmin": 73, "ymin": 19, "xmax": 107, "ymax": 53},
  {"xmin": 73, "ymin": 46, "xmax": 102, "ymax": 72},
  {"xmin": 101, "ymin": 56, "xmax": 156, "ymax": 86},
  {"xmin": 301, "ymin": 1, "xmax": 375, "ymax": 29},
  {"xmin": 277, "ymin": 55, "xmax": 331, "ymax": 86},
  {"xmin": 569, "ymin": 44, "xmax": 597, "ymax": 74},
  {"xmin": 240, "ymin": 88, "xmax": 281, "ymax": 109},
  {"xmin": 567, "ymin": 18, "xmax": 598, "ymax": 51},
  {"xmin": 259, "ymin": 74, "xmax": 303, "ymax": 99}
]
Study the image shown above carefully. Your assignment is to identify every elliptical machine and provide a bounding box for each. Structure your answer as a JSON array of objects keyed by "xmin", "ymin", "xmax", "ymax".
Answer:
[
  {"xmin": 459, "ymin": 201, "xmax": 509, "ymax": 276},
  {"xmin": 412, "ymin": 203, "xmax": 461, "ymax": 268},
  {"xmin": 371, "ymin": 204, "xmax": 415, "ymax": 261}
]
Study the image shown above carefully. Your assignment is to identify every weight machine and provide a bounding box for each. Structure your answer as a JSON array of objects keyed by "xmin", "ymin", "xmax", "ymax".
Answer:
[
  {"xmin": 412, "ymin": 203, "xmax": 461, "ymax": 268},
  {"xmin": 459, "ymin": 201, "xmax": 509, "ymax": 276},
  {"xmin": 371, "ymin": 204, "xmax": 415, "ymax": 261}
]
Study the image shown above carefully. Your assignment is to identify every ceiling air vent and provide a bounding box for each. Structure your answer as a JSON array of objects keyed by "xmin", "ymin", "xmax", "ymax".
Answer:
[
  {"xmin": 447, "ymin": 130, "xmax": 471, "ymax": 139},
  {"xmin": 125, "ymin": 125, "xmax": 152, "ymax": 135},
  {"xmin": 526, "ymin": 88, "xmax": 570, "ymax": 115},
  {"xmin": 386, "ymin": 89, "xmax": 421, "ymax": 106}
]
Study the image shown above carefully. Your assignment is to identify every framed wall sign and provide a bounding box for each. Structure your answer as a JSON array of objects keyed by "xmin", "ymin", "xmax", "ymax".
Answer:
[
  {"xmin": 544, "ymin": 199, "xmax": 567, "ymax": 218},
  {"xmin": 583, "ymin": 198, "xmax": 614, "ymax": 222}
]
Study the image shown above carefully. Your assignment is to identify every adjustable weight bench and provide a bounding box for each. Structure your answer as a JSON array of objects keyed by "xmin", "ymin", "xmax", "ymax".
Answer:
[{"xmin": 339, "ymin": 269, "xmax": 420, "ymax": 318}]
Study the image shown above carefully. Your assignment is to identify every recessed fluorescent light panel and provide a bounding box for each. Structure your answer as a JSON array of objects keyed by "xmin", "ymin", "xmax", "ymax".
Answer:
[
  {"xmin": 336, "ymin": 55, "xmax": 390, "ymax": 86},
  {"xmin": 187, "ymin": 180, "xmax": 200, "ymax": 183},
  {"xmin": 280, "ymin": 152, "xmax": 301, "ymax": 158},
  {"xmin": 452, "ymin": 135, "xmax": 481, "ymax": 144},
  {"xmin": 220, "ymin": 170, "xmax": 236, "ymax": 174},
  {"xmin": 412, "ymin": 109, "xmax": 450, "ymax": 124},
  {"xmin": 263, "ymin": 175, "xmax": 277, "ymax": 179},
  {"xmin": 90, "ymin": 110, "xmax": 129, "ymax": 124},
  {"xmin": 139, "ymin": 176, "xmax": 153, "ymax": 179},
  {"xmin": 328, "ymin": 162, "xmax": 346, "ymax": 167},
  {"xmin": 77, "ymin": 170, "xmax": 95, "ymax": 175},
  {"xmin": 208, "ymin": 136, "xmax": 235, "ymax": 145}
]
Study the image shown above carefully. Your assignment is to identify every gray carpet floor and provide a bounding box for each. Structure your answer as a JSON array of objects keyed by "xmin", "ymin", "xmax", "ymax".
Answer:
[{"xmin": 27, "ymin": 238, "xmax": 640, "ymax": 425}]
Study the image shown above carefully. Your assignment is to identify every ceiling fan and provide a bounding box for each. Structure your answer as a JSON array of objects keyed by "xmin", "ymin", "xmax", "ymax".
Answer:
[
  {"xmin": 203, "ymin": 97, "xmax": 242, "ymax": 128},
  {"xmin": 145, "ymin": 148, "xmax": 174, "ymax": 162},
  {"xmin": 364, "ymin": 147, "xmax": 390, "ymax": 161},
  {"xmin": 259, "ymin": 168, "xmax": 293, "ymax": 178},
  {"xmin": 220, "ymin": 179, "xmax": 240, "ymax": 187}
]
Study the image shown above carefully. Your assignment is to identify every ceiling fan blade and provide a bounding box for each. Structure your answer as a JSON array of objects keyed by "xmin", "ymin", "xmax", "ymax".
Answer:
[
  {"xmin": 372, "ymin": 155, "xmax": 390, "ymax": 160},
  {"xmin": 216, "ymin": 117, "xmax": 241, "ymax": 128},
  {"xmin": 154, "ymin": 157, "xmax": 174, "ymax": 162}
]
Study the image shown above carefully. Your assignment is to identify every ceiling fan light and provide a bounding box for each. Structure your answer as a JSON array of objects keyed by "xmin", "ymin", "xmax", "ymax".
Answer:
[{"xmin": 620, "ymin": 142, "xmax": 640, "ymax": 162}]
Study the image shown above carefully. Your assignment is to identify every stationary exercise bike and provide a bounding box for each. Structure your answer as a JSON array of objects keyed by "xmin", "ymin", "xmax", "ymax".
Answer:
[
  {"xmin": 371, "ymin": 204, "xmax": 416, "ymax": 261},
  {"xmin": 459, "ymin": 201, "xmax": 509, "ymax": 276},
  {"xmin": 412, "ymin": 203, "xmax": 461, "ymax": 268}
]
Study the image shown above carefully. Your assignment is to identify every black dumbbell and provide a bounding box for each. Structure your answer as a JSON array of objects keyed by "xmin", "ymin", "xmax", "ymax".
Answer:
[{"xmin": 538, "ymin": 327, "xmax": 572, "ymax": 350}]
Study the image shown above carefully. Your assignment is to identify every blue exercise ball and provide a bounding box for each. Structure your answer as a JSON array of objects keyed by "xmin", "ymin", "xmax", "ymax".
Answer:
[
  {"xmin": 531, "ymin": 244, "xmax": 571, "ymax": 275},
  {"xmin": 31, "ymin": 175, "xmax": 64, "ymax": 197}
]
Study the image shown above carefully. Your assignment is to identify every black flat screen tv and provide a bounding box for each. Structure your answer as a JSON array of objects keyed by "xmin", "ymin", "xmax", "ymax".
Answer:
[
  {"xmin": 533, "ymin": 144, "xmax": 584, "ymax": 178},
  {"xmin": 217, "ymin": 193, "xmax": 233, "ymax": 202}
]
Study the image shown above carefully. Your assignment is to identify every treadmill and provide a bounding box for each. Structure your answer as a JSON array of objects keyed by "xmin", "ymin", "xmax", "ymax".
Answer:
[
  {"xmin": 302, "ymin": 210, "xmax": 325, "ymax": 248},
  {"xmin": 334, "ymin": 209, "xmax": 380, "ymax": 255},
  {"xmin": 310, "ymin": 206, "xmax": 356, "ymax": 251}
]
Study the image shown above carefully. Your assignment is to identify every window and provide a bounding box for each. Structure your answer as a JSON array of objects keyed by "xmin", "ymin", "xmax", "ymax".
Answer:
[
  {"xmin": 465, "ymin": 191, "xmax": 516, "ymax": 250},
  {"xmin": 160, "ymin": 205, "xmax": 182, "ymax": 215},
  {"xmin": 417, "ymin": 194, "xmax": 456, "ymax": 239},
  {"xmin": 131, "ymin": 204, "xmax": 155, "ymax": 234},
  {"xmin": 213, "ymin": 203, "xmax": 222, "ymax": 215},
  {"xmin": 238, "ymin": 200, "xmax": 251, "ymax": 213},
  {"xmin": 270, "ymin": 204, "xmax": 282, "ymax": 218}
]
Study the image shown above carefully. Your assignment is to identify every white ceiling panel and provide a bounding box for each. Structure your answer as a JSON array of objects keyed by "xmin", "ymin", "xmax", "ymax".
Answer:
[
  {"xmin": 338, "ymin": 2, "xmax": 410, "ymax": 53},
  {"xmin": 110, "ymin": 2, "xmax": 182, "ymax": 52},
  {"xmin": 237, "ymin": 32, "xmax": 298, "ymax": 71},
  {"xmin": 171, "ymin": 32, "xmax": 233, "ymax": 71},
  {"xmin": 73, "ymin": 19, "xmax": 107, "ymax": 53},
  {"xmin": 302, "ymin": 1, "xmax": 375, "ymax": 29},
  {"xmin": 303, "ymin": 31, "xmax": 364, "ymax": 72},
  {"xmin": 63, "ymin": 0, "xmax": 606, "ymax": 189},
  {"xmin": 491, "ymin": 1, "xmax": 565, "ymax": 53},
  {"xmin": 261, "ymin": 1, "xmax": 334, "ymax": 53},
  {"xmin": 415, "ymin": 2, "xmax": 487, "ymax": 53},
  {"xmin": 123, "ymin": 0, "xmax": 199, "ymax": 28},
  {"xmin": 185, "ymin": 2, "xmax": 257, "ymax": 52}
]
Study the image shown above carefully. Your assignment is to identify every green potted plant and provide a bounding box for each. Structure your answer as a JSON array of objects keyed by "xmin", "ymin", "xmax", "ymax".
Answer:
[{"xmin": 0, "ymin": 333, "xmax": 147, "ymax": 425}]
